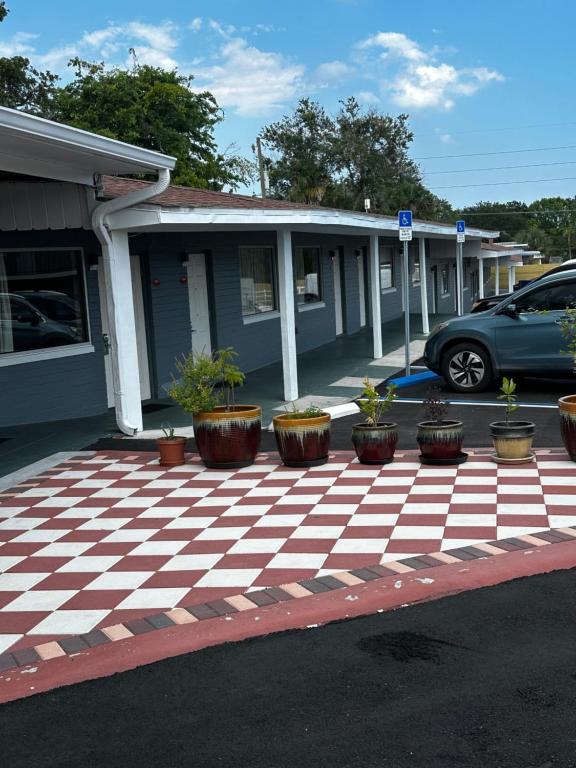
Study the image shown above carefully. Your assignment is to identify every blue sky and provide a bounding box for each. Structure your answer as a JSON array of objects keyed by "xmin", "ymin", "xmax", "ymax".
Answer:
[{"xmin": 3, "ymin": 0, "xmax": 576, "ymax": 208}]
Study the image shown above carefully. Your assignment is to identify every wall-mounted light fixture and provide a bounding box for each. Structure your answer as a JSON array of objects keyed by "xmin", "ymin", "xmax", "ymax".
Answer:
[{"xmin": 354, "ymin": 248, "xmax": 362, "ymax": 261}]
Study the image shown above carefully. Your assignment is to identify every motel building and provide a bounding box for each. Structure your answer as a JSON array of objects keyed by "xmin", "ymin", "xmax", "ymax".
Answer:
[{"xmin": 0, "ymin": 107, "xmax": 500, "ymax": 434}]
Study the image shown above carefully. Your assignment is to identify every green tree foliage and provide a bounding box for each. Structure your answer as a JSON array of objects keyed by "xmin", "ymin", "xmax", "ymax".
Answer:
[
  {"xmin": 52, "ymin": 59, "xmax": 252, "ymax": 189},
  {"xmin": 458, "ymin": 201, "xmax": 529, "ymax": 241},
  {"xmin": 0, "ymin": 2, "xmax": 59, "ymax": 114},
  {"xmin": 259, "ymin": 96, "xmax": 451, "ymax": 220}
]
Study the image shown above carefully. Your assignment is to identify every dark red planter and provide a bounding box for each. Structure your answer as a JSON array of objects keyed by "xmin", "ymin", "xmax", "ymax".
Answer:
[
  {"xmin": 559, "ymin": 395, "xmax": 576, "ymax": 461},
  {"xmin": 193, "ymin": 405, "xmax": 261, "ymax": 469},
  {"xmin": 273, "ymin": 412, "xmax": 331, "ymax": 467},
  {"xmin": 417, "ymin": 420, "xmax": 464, "ymax": 461},
  {"xmin": 352, "ymin": 423, "xmax": 398, "ymax": 465}
]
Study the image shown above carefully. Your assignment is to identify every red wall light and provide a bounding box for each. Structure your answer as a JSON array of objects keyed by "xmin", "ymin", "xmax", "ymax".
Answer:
[
  {"xmin": 179, "ymin": 275, "xmax": 188, "ymax": 284},
  {"xmin": 152, "ymin": 278, "xmax": 161, "ymax": 287}
]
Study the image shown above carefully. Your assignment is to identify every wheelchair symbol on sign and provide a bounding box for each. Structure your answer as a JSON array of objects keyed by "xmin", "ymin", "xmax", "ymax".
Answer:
[{"xmin": 401, "ymin": 214, "xmax": 410, "ymax": 226}]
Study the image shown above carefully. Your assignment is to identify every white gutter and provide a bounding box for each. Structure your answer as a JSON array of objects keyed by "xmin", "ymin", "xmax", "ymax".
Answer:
[{"xmin": 91, "ymin": 168, "xmax": 171, "ymax": 435}]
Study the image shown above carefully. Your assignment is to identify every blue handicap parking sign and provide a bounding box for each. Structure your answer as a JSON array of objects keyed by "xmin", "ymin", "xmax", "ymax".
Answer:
[
  {"xmin": 456, "ymin": 219, "xmax": 465, "ymax": 233},
  {"xmin": 398, "ymin": 210, "xmax": 412, "ymax": 228}
]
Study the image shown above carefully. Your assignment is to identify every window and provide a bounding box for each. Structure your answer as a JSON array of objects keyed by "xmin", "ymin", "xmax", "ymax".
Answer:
[
  {"xmin": 441, "ymin": 267, "xmax": 450, "ymax": 295},
  {"xmin": 0, "ymin": 250, "xmax": 88, "ymax": 355},
  {"xmin": 411, "ymin": 248, "xmax": 420, "ymax": 286},
  {"xmin": 239, "ymin": 246, "xmax": 277, "ymax": 316},
  {"xmin": 379, "ymin": 245, "xmax": 395, "ymax": 290},
  {"xmin": 294, "ymin": 246, "xmax": 321, "ymax": 304},
  {"xmin": 516, "ymin": 281, "xmax": 576, "ymax": 313}
]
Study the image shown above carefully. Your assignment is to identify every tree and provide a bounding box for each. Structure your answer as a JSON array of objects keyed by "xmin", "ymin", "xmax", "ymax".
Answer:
[
  {"xmin": 259, "ymin": 96, "xmax": 451, "ymax": 220},
  {"xmin": 0, "ymin": 2, "xmax": 59, "ymax": 114},
  {"xmin": 259, "ymin": 98, "xmax": 337, "ymax": 204},
  {"xmin": 51, "ymin": 59, "xmax": 252, "ymax": 189},
  {"xmin": 458, "ymin": 201, "xmax": 530, "ymax": 242}
]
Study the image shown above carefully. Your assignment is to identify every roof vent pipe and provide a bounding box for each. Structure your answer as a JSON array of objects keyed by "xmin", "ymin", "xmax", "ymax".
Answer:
[{"xmin": 91, "ymin": 168, "xmax": 171, "ymax": 435}]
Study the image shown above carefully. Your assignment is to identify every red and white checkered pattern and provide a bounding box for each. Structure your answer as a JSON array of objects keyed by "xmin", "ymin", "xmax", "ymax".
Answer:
[{"xmin": 0, "ymin": 450, "xmax": 574, "ymax": 655}]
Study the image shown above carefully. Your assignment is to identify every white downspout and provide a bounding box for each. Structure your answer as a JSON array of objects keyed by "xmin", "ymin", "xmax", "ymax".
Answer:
[{"xmin": 91, "ymin": 169, "xmax": 171, "ymax": 435}]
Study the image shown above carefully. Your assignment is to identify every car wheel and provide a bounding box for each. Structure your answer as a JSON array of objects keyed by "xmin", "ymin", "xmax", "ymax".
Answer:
[{"xmin": 441, "ymin": 343, "xmax": 492, "ymax": 393}]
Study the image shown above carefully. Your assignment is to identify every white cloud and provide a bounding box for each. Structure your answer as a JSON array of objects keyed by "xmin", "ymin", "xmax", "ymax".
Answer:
[
  {"xmin": 356, "ymin": 90, "xmax": 380, "ymax": 105},
  {"xmin": 195, "ymin": 37, "xmax": 305, "ymax": 116},
  {"xmin": 0, "ymin": 32, "xmax": 38, "ymax": 57},
  {"xmin": 208, "ymin": 20, "xmax": 236, "ymax": 39},
  {"xmin": 439, "ymin": 132, "xmax": 454, "ymax": 144},
  {"xmin": 189, "ymin": 18, "xmax": 202, "ymax": 33},
  {"xmin": 314, "ymin": 60, "xmax": 352, "ymax": 83},
  {"xmin": 357, "ymin": 30, "xmax": 503, "ymax": 110}
]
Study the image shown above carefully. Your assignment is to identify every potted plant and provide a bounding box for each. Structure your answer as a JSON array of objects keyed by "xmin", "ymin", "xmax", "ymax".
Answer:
[
  {"xmin": 273, "ymin": 404, "xmax": 331, "ymax": 467},
  {"xmin": 417, "ymin": 385, "xmax": 466, "ymax": 464},
  {"xmin": 168, "ymin": 348, "xmax": 261, "ymax": 469},
  {"xmin": 557, "ymin": 308, "xmax": 576, "ymax": 460},
  {"xmin": 488, "ymin": 377, "xmax": 535, "ymax": 463},
  {"xmin": 156, "ymin": 424, "xmax": 187, "ymax": 468},
  {"xmin": 352, "ymin": 379, "xmax": 398, "ymax": 464}
]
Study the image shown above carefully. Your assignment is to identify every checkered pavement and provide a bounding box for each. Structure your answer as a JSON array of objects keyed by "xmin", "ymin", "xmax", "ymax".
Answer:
[{"xmin": 0, "ymin": 449, "xmax": 575, "ymax": 655}]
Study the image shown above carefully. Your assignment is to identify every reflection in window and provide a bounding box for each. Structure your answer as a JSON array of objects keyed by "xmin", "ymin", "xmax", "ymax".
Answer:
[
  {"xmin": 379, "ymin": 245, "xmax": 394, "ymax": 290},
  {"xmin": 441, "ymin": 267, "xmax": 449, "ymax": 295},
  {"xmin": 294, "ymin": 247, "xmax": 321, "ymax": 304},
  {"xmin": 412, "ymin": 248, "xmax": 420, "ymax": 285},
  {"xmin": 239, "ymin": 247, "xmax": 276, "ymax": 316},
  {"xmin": 0, "ymin": 250, "xmax": 87, "ymax": 354}
]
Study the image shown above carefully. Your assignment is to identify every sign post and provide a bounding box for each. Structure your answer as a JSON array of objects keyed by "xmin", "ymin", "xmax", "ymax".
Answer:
[
  {"xmin": 398, "ymin": 211, "xmax": 412, "ymax": 376},
  {"xmin": 456, "ymin": 220, "xmax": 465, "ymax": 316}
]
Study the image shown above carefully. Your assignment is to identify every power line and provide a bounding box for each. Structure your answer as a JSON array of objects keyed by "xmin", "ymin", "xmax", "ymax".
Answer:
[
  {"xmin": 423, "ymin": 160, "xmax": 576, "ymax": 176},
  {"xmin": 456, "ymin": 210, "xmax": 576, "ymax": 216},
  {"xmin": 415, "ymin": 144, "xmax": 576, "ymax": 161},
  {"xmin": 431, "ymin": 175, "xmax": 576, "ymax": 190},
  {"xmin": 417, "ymin": 120, "xmax": 576, "ymax": 139}
]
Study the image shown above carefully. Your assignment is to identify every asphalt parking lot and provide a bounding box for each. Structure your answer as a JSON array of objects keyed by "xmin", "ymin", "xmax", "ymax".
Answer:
[{"xmin": 3, "ymin": 566, "xmax": 576, "ymax": 768}]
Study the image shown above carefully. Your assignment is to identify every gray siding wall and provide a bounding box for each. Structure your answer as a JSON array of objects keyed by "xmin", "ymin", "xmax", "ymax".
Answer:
[{"xmin": 0, "ymin": 229, "xmax": 108, "ymax": 427}]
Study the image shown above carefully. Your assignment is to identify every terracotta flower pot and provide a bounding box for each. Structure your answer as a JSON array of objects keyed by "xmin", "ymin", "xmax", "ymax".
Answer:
[
  {"xmin": 273, "ymin": 412, "xmax": 331, "ymax": 467},
  {"xmin": 352, "ymin": 423, "xmax": 398, "ymax": 465},
  {"xmin": 156, "ymin": 436, "xmax": 187, "ymax": 467},
  {"xmin": 417, "ymin": 420, "xmax": 464, "ymax": 462},
  {"xmin": 490, "ymin": 420, "xmax": 535, "ymax": 462},
  {"xmin": 193, "ymin": 405, "xmax": 261, "ymax": 469},
  {"xmin": 558, "ymin": 395, "xmax": 576, "ymax": 461}
]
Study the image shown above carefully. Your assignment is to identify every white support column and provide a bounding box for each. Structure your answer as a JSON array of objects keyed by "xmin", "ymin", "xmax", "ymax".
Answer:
[
  {"xmin": 508, "ymin": 264, "xmax": 516, "ymax": 293},
  {"xmin": 277, "ymin": 229, "xmax": 298, "ymax": 402},
  {"xmin": 369, "ymin": 235, "xmax": 382, "ymax": 359},
  {"xmin": 102, "ymin": 230, "xmax": 143, "ymax": 433},
  {"xmin": 419, "ymin": 237, "xmax": 429, "ymax": 335},
  {"xmin": 495, "ymin": 260, "xmax": 500, "ymax": 295},
  {"xmin": 478, "ymin": 256, "xmax": 485, "ymax": 299}
]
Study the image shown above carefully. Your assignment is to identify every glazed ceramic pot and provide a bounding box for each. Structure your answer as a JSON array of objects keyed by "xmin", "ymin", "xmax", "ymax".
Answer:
[
  {"xmin": 193, "ymin": 405, "xmax": 261, "ymax": 469},
  {"xmin": 156, "ymin": 437, "xmax": 187, "ymax": 467},
  {"xmin": 273, "ymin": 412, "xmax": 331, "ymax": 467},
  {"xmin": 352, "ymin": 423, "xmax": 398, "ymax": 465},
  {"xmin": 558, "ymin": 395, "xmax": 576, "ymax": 461},
  {"xmin": 417, "ymin": 420, "xmax": 464, "ymax": 461},
  {"xmin": 490, "ymin": 421, "xmax": 535, "ymax": 462}
]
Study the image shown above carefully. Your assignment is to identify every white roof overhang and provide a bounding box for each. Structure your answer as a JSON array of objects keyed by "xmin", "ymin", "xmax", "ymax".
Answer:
[
  {"xmin": 106, "ymin": 204, "xmax": 499, "ymax": 240},
  {"xmin": 0, "ymin": 107, "xmax": 175, "ymax": 186}
]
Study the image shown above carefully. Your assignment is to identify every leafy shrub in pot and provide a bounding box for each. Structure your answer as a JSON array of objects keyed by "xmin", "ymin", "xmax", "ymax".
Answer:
[
  {"xmin": 352, "ymin": 379, "xmax": 398, "ymax": 464},
  {"xmin": 417, "ymin": 386, "xmax": 464, "ymax": 463},
  {"xmin": 490, "ymin": 377, "xmax": 535, "ymax": 463}
]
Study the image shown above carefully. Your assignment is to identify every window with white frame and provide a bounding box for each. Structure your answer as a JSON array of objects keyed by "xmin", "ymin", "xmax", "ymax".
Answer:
[
  {"xmin": 411, "ymin": 247, "xmax": 421, "ymax": 286},
  {"xmin": 0, "ymin": 249, "xmax": 88, "ymax": 355},
  {"xmin": 379, "ymin": 245, "xmax": 395, "ymax": 290},
  {"xmin": 239, "ymin": 246, "xmax": 277, "ymax": 316},
  {"xmin": 441, "ymin": 266, "xmax": 450, "ymax": 295},
  {"xmin": 294, "ymin": 246, "xmax": 322, "ymax": 304}
]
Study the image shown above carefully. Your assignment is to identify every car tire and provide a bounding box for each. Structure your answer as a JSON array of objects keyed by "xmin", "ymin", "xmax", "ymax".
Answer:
[{"xmin": 441, "ymin": 342, "xmax": 492, "ymax": 393}]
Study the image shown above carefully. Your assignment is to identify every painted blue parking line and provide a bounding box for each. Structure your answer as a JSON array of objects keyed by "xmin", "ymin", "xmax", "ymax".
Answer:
[{"xmin": 387, "ymin": 370, "xmax": 441, "ymax": 389}]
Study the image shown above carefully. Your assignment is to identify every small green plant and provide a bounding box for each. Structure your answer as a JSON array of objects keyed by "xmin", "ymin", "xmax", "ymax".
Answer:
[
  {"xmin": 356, "ymin": 378, "xmax": 397, "ymax": 426},
  {"xmin": 558, "ymin": 306, "xmax": 576, "ymax": 373},
  {"xmin": 423, "ymin": 385, "xmax": 449, "ymax": 425},
  {"xmin": 497, "ymin": 376, "xmax": 519, "ymax": 424},
  {"xmin": 160, "ymin": 423, "xmax": 176, "ymax": 439},
  {"xmin": 168, "ymin": 347, "xmax": 245, "ymax": 416},
  {"xmin": 283, "ymin": 403, "xmax": 326, "ymax": 419}
]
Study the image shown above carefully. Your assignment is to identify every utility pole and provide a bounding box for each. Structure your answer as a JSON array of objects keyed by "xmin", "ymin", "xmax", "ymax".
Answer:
[{"xmin": 255, "ymin": 138, "xmax": 267, "ymax": 199}]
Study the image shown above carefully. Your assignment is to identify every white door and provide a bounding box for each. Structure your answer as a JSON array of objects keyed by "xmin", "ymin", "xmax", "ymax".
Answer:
[
  {"xmin": 333, "ymin": 251, "xmax": 343, "ymax": 336},
  {"xmin": 358, "ymin": 251, "xmax": 366, "ymax": 327},
  {"xmin": 98, "ymin": 255, "xmax": 151, "ymax": 407},
  {"xmin": 187, "ymin": 253, "xmax": 212, "ymax": 356}
]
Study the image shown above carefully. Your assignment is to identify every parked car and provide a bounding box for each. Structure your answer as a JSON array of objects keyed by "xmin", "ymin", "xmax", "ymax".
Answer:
[
  {"xmin": 424, "ymin": 268, "xmax": 576, "ymax": 392},
  {"xmin": 16, "ymin": 290, "xmax": 83, "ymax": 331},
  {"xmin": 470, "ymin": 259, "xmax": 576, "ymax": 313},
  {"xmin": 0, "ymin": 293, "xmax": 81, "ymax": 352}
]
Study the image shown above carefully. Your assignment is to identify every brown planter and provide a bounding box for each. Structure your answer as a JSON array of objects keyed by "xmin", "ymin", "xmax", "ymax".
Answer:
[
  {"xmin": 156, "ymin": 436, "xmax": 187, "ymax": 467},
  {"xmin": 417, "ymin": 420, "xmax": 464, "ymax": 462},
  {"xmin": 559, "ymin": 395, "xmax": 576, "ymax": 461},
  {"xmin": 193, "ymin": 405, "xmax": 261, "ymax": 469},
  {"xmin": 490, "ymin": 421, "xmax": 535, "ymax": 462},
  {"xmin": 352, "ymin": 423, "xmax": 398, "ymax": 465},
  {"xmin": 273, "ymin": 412, "xmax": 331, "ymax": 467}
]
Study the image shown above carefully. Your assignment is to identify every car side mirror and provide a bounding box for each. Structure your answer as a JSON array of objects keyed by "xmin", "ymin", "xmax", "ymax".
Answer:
[{"xmin": 500, "ymin": 303, "xmax": 518, "ymax": 317}]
